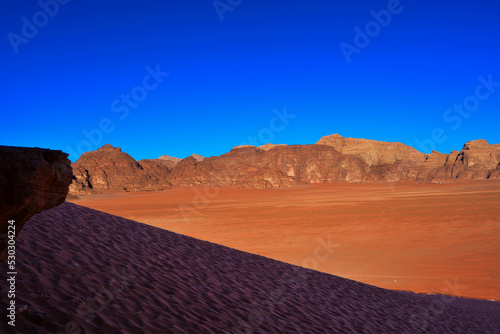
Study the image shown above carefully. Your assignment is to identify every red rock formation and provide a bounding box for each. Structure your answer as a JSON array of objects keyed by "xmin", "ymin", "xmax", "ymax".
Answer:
[
  {"xmin": 190, "ymin": 154, "xmax": 204, "ymax": 162},
  {"xmin": 447, "ymin": 140, "xmax": 500, "ymax": 179},
  {"xmin": 488, "ymin": 164, "xmax": 500, "ymax": 179},
  {"xmin": 168, "ymin": 145, "xmax": 370, "ymax": 188},
  {"xmin": 70, "ymin": 144, "xmax": 172, "ymax": 195},
  {"xmin": 317, "ymin": 135, "xmax": 500, "ymax": 183},
  {"xmin": 68, "ymin": 136, "xmax": 500, "ymax": 195},
  {"xmin": 316, "ymin": 134, "xmax": 426, "ymax": 166},
  {"xmin": 258, "ymin": 143, "xmax": 286, "ymax": 151},
  {"xmin": 415, "ymin": 151, "xmax": 448, "ymax": 182},
  {"xmin": 232, "ymin": 143, "xmax": 286, "ymax": 151},
  {"xmin": 0, "ymin": 146, "xmax": 72, "ymax": 260},
  {"xmin": 156, "ymin": 155, "xmax": 181, "ymax": 168}
]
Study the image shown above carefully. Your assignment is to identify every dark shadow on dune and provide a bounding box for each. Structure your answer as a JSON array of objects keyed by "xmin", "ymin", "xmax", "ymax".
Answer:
[{"xmin": 1, "ymin": 202, "xmax": 499, "ymax": 333}]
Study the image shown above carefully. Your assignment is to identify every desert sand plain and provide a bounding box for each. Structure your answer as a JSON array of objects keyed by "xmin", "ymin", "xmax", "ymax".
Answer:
[{"xmin": 75, "ymin": 180, "xmax": 500, "ymax": 301}]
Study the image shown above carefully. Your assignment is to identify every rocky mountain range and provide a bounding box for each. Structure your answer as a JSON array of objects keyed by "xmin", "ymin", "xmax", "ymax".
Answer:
[{"xmin": 69, "ymin": 135, "xmax": 500, "ymax": 195}]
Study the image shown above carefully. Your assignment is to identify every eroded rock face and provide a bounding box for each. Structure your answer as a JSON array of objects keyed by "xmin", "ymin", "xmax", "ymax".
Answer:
[
  {"xmin": 257, "ymin": 143, "xmax": 286, "ymax": 151},
  {"xmin": 68, "ymin": 136, "xmax": 500, "ymax": 195},
  {"xmin": 415, "ymin": 151, "xmax": 448, "ymax": 182},
  {"xmin": 488, "ymin": 164, "xmax": 500, "ymax": 179},
  {"xmin": 0, "ymin": 146, "xmax": 72, "ymax": 260},
  {"xmin": 168, "ymin": 145, "xmax": 370, "ymax": 188},
  {"xmin": 316, "ymin": 134, "xmax": 426, "ymax": 166},
  {"xmin": 190, "ymin": 154, "xmax": 204, "ymax": 162},
  {"xmin": 448, "ymin": 140, "xmax": 500, "ymax": 179},
  {"xmin": 156, "ymin": 155, "xmax": 181, "ymax": 168},
  {"xmin": 70, "ymin": 144, "xmax": 172, "ymax": 195}
]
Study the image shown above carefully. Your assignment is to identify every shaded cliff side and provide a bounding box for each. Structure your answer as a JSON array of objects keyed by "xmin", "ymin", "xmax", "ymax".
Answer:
[{"xmin": 0, "ymin": 146, "xmax": 72, "ymax": 259}]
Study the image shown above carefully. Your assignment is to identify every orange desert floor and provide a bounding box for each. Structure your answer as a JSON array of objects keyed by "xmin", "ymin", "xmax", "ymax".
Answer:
[{"xmin": 75, "ymin": 180, "xmax": 500, "ymax": 301}]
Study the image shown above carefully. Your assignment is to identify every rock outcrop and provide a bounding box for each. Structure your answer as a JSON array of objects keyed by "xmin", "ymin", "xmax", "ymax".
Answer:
[
  {"xmin": 447, "ymin": 139, "xmax": 500, "ymax": 179},
  {"xmin": 233, "ymin": 143, "xmax": 287, "ymax": 151},
  {"xmin": 168, "ymin": 145, "xmax": 369, "ymax": 188},
  {"xmin": 68, "ymin": 136, "xmax": 500, "ymax": 195},
  {"xmin": 0, "ymin": 146, "xmax": 72, "ymax": 260},
  {"xmin": 415, "ymin": 151, "xmax": 448, "ymax": 182},
  {"xmin": 156, "ymin": 155, "xmax": 181, "ymax": 168},
  {"xmin": 316, "ymin": 134, "xmax": 426, "ymax": 166},
  {"xmin": 316, "ymin": 135, "xmax": 500, "ymax": 183},
  {"xmin": 190, "ymin": 154, "xmax": 204, "ymax": 162},
  {"xmin": 70, "ymin": 144, "xmax": 172, "ymax": 195}
]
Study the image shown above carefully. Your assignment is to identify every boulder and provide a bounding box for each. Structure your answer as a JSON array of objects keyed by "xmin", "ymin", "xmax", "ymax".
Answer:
[{"xmin": 0, "ymin": 146, "xmax": 72, "ymax": 260}]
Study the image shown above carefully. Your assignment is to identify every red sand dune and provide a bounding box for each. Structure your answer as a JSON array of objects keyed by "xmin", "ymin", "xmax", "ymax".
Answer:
[
  {"xmin": 1, "ymin": 202, "xmax": 499, "ymax": 333},
  {"xmin": 75, "ymin": 180, "xmax": 500, "ymax": 301}
]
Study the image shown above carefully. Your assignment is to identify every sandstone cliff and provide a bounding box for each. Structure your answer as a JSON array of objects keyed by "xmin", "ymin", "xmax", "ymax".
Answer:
[
  {"xmin": 316, "ymin": 134, "xmax": 426, "ymax": 166},
  {"xmin": 68, "ymin": 135, "xmax": 500, "ymax": 195},
  {"xmin": 447, "ymin": 139, "xmax": 500, "ymax": 179},
  {"xmin": 0, "ymin": 146, "xmax": 72, "ymax": 259},
  {"xmin": 317, "ymin": 135, "xmax": 500, "ymax": 183},
  {"xmin": 156, "ymin": 155, "xmax": 181, "ymax": 168},
  {"xmin": 168, "ymin": 145, "xmax": 369, "ymax": 188},
  {"xmin": 190, "ymin": 154, "xmax": 204, "ymax": 162},
  {"xmin": 415, "ymin": 151, "xmax": 448, "ymax": 182},
  {"xmin": 70, "ymin": 144, "xmax": 172, "ymax": 195}
]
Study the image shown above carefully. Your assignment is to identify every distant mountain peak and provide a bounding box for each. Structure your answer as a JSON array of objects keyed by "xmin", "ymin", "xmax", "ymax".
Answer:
[
  {"xmin": 190, "ymin": 154, "xmax": 204, "ymax": 162},
  {"xmin": 158, "ymin": 155, "xmax": 181, "ymax": 163},
  {"xmin": 98, "ymin": 144, "xmax": 122, "ymax": 152}
]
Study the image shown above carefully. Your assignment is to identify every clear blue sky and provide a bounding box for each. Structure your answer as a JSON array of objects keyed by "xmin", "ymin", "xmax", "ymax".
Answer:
[{"xmin": 1, "ymin": 0, "xmax": 499, "ymax": 162}]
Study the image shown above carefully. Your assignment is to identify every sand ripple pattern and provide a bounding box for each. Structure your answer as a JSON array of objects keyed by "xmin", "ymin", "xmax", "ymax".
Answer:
[{"xmin": 1, "ymin": 202, "xmax": 499, "ymax": 333}]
